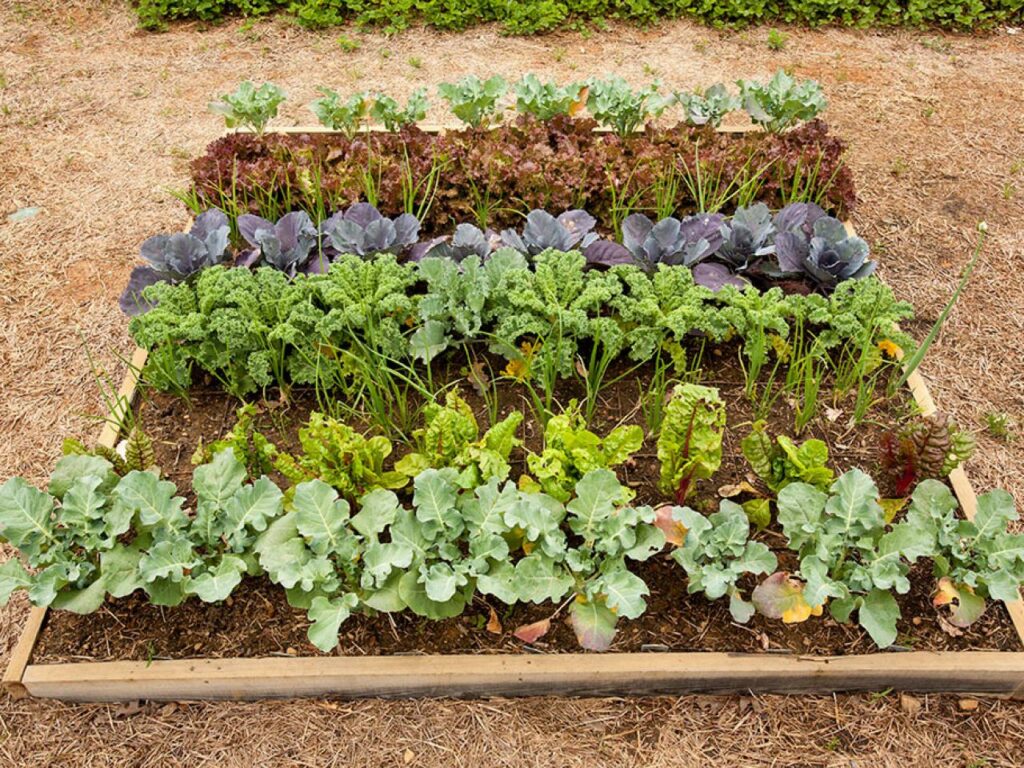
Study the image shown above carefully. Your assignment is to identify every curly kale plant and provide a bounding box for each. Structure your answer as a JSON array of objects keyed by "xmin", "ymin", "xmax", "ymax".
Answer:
[
  {"xmin": 657, "ymin": 384, "xmax": 726, "ymax": 504},
  {"xmin": 321, "ymin": 202, "xmax": 420, "ymax": 260},
  {"xmin": 753, "ymin": 469, "xmax": 934, "ymax": 647},
  {"xmin": 119, "ymin": 209, "xmax": 231, "ymax": 316},
  {"xmin": 666, "ymin": 500, "xmax": 777, "ymax": 622},
  {"xmin": 237, "ymin": 211, "xmax": 322, "ymax": 275},
  {"xmin": 738, "ymin": 70, "xmax": 826, "ymax": 133}
]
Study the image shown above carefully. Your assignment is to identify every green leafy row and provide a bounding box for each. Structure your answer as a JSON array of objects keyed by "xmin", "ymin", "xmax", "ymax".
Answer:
[
  {"xmin": 135, "ymin": 0, "xmax": 1023, "ymax": 34},
  {"xmin": 129, "ymin": 249, "xmax": 915, "ymax": 399}
]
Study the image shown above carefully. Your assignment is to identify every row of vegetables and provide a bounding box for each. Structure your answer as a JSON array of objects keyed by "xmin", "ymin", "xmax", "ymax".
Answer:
[{"xmin": 1, "ymin": 383, "xmax": 1013, "ymax": 653}]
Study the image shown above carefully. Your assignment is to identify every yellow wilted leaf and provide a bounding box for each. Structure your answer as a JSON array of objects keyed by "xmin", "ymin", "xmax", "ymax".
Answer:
[
  {"xmin": 878, "ymin": 339, "xmax": 903, "ymax": 359},
  {"xmin": 879, "ymin": 497, "xmax": 908, "ymax": 524},
  {"xmin": 932, "ymin": 576, "xmax": 959, "ymax": 607}
]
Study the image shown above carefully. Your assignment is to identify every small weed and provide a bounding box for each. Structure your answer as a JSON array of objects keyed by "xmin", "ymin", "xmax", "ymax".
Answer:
[
  {"xmin": 1010, "ymin": 159, "xmax": 1023, "ymax": 175},
  {"xmin": 337, "ymin": 35, "xmax": 361, "ymax": 53},
  {"xmin": 694, "ymin": 39, "xmax": 708, "ymax": 54},
  {"xmin": 380, "ymin": 48, "xmax": 392, "ymax": 60},
  {"xmin": 868, "ymin": 687, "xmax": 893, "ymax": 702},
  {"xmin": 824, "ymin": 736, "xmax": 841, "ymax": 751},
  {"xmin": 552, "ymin": 46, "xmax": 567, "ymax": 62},
  {"xmin": 889, "ymin": 158, "xmax": 909, "ymax": 178},
  {"xmin": 1002, "ymin": 182, "xmax": 1015, "ymax": 200},
  {"xmin": 407, "ymin": 56, "xmax": 423, "ymax": 69},
  {"xmin": 984, "ymin": 411, "xmax": 1014, "ymax": 440},
  {"xmin": 0, "ymin": 72, "xmax": 6, "ymax": 90},
  {"xmin": 921, "ymin": 106, "xmax": 934, "ymax": 119},
  {"xmin": 965, "ymin": 759, "xmax": 991, "ymax": 768},
  {"xmin": 767, "ymin": 28, "xmax": 788, "ymax": 51},
  {"xmin": 921, "ymin": 36, "xmax": 952, "ymax": 54},
  {"xmin": 643, "ymin": 62, "xmax": 659, "ymax": 77}
]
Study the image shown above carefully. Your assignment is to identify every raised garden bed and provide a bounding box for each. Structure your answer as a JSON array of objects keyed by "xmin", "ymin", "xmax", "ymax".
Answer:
[{"xmin": 4, "ymin": 105, "xmax": 1024, "ymax": 700}]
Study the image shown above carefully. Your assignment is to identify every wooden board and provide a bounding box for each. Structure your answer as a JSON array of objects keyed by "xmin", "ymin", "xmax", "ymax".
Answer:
[
  {"xmin": 4, "ymin": 172, "xmax": 1022, "ymax": 704},
  {"xmin": 19, "ymin": 651, "xmax": 1024, "ymax": 703}
]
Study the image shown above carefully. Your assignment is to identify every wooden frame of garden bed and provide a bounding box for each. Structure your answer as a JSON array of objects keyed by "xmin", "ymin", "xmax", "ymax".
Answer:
[{"xmin": 4, "ymin": 127, "xmax": 1023, "ymax": 701}]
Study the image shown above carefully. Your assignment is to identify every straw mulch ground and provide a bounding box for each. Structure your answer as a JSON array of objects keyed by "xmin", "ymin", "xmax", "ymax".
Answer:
[{"xmin": 1, "ymin": 2, "xmax": 1023, "ymax": 764}]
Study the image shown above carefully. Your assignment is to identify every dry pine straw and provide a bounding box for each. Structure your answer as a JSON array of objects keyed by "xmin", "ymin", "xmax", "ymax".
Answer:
[{"xmin": 2, "ymin": 2, "xmax": 1024, "ymax": 765}]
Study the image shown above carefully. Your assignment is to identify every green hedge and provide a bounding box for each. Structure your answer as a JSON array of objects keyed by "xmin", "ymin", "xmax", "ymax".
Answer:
[{"xmin": 135, "ymin": 0, "xmax": 1024, "ymax": 33}]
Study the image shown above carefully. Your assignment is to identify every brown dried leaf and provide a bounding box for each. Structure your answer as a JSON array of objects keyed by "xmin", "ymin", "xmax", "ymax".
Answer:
[
  {"xmin": 486, "ymin": 607, "xmax": 502, "ymax": 635},
  {"xmin": 513, "ymin": 618, "xmax": 551, "ymax": 644}
]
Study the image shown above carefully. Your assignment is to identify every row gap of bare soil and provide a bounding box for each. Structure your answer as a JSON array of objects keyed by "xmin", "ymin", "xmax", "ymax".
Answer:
[{"xmin": 32, "ymin": 342, "xmax": 1018, "ymax": 663}]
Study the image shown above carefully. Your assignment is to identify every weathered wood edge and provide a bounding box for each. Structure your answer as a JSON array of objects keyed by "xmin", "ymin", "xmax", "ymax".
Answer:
[
  {"xmin": 18, "ymin": 651, "xmax": 1024, "ymax": 703},
  {"xmin": 237, "ymin": 123, "xmax": 760, "ymax": 136},
  {"xmin": 2, "ymin": 347, "xmax": 149, "ymax": 699}
]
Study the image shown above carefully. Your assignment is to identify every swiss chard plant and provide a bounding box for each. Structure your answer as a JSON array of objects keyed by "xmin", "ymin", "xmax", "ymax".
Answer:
[
  {"xmin": 523, "ymin": 401, "xmax": 643, "ymax": 503},
  {"xmin": 902, "ymin": 480, "xmax": 1024, "ymax": 628},
  {"xmin": 119, "ymin": 209, "xmax": 232, "ymax": 316},
  {"xmin": 437, "ymin": 75, "xmax": 507, "ymax": 128},
  {"xmin": 273, "ymin": 412, "xmax": 408, "ymax": 499},
  {"xmin": 191, "ymin": 403, "xmax": 278, "ymax": 478},
  {"xmin": 880, "ymin": 412, "xmax": 975, "ymax": 496},
  {"xmin": 741, "ymin": 420, "xmax": 834, "ymax": 494},
  {"xmin": 209, "ymin": 81, "xmax": 286, "ymax": 135},
  {"xmin": 657, "ymin": 383, "xmax": 726, "ymax": 504},
  {"xmin": 737, "ymin": 71, "xmax": 827, "ymax": 133},
  {"xmin": 753, "ymin": 469, "xmax": 934, "ymax": 647},
  {"xmin": 394, "ymin": 390, "xmax": 523, "ymax": 488},
  {"xmin": 666, "ymin": 500, "xmax": 777, "ymax": 622}
]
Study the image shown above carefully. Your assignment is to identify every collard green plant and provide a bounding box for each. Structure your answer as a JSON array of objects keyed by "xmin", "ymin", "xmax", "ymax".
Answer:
[
  {"xmin": 902, "ymin": 480, "xmax": 1024, "ymax": 627},
  {"xmin": 321, "ymin": 203, "xmax": 420, "ymax": 259},
  {"xmin": 209, "ymin": 81, "xmax": 286, "ymax": 135},
  {"xmin": 585, "ymin": 76, "xmax": 670, "ymax": 136},
  {"xmin": 741, "ymin": 420, "xmax": 834, "ymax": 495},
  {"xmin": 437, "ymin": 75, "xmax": 507, "ymax": 128},
  {"xmin": 273, "ymin": 412, "xmax": 408, "ymax": 499},
  {"xmin": 0, "ymin": 450, "xmax": 283, "ymax": 612},
  {"xmin": 309, "ymin": 87, "xmax": 372, "ymax": 137},
  {"xmin": 657, "ymin": 383, "xmax": 726, "ymax": 504},
  {"xmin": 394, "ymin": 390, "xmax": 523, "ymax": 488},
  {"xmin": 675, "ymin": 84, "xmax": 740, "ymax": 128},
  {"xmin": 120, "ymin": 209, "xmax": 231, "ymax": 316},
  {"xmin": 667, "ymin": 500, "xmax": 777, "ymax": 622},
  {"xmin": 369, "ymin": 88, "xmax": 429, "ymax": 130},
  {"xmin": 738, "ymin": 71, "xmax": 826, "ymax": 133},
  {"xmin": 237, "ymin": 211, "xmax": 323, "ymax": 275},
  {"xmin": 524, "ymin": 402, "xmax": 643, "ymax": 503},
  {"xmin": 512, "ymin": 74, "xmax": 586, "ymax": 120},
  {"xmin": 754, "ymin": 469, "xmax": 934, "ymax": 647}
]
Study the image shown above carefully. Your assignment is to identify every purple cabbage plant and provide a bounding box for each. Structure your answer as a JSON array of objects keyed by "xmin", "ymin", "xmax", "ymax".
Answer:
[
  {"xmin": 119, "ymin": 209, "xmax": 231, "ymax": 316},
  {"xmin": 237, "ymin": 211, "xmax": 322, "ymax": 275},
  {"xmin": 774, "ymin": 209, "xmax": 875, "ymax": 291},
  {"xmin": 618, "ymin": 212, "xmax": 725, "ymax": 272},
  {"xmin": 409, "ymin": 222, "xmax": 497, "ymax": 262},
  {"xmin": 320, "ymin": 202, "xmax": 420, "ymax": 260}
]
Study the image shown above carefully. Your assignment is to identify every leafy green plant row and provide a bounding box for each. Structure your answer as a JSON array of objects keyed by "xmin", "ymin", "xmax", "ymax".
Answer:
[
  {"xmin": 135, "ymin": 0, "xmax": 1024, "ymax": 34},
  {"xmin": 0, "ymin": 392, "xmax": 1009, "ymax": 653},
  {"xmin": 212, "ymin": 71, "xmax": 825, "ymax": 136},
  {"xmin": 127, "ymin": 248, "xmax": 914, "ymax": 403}
]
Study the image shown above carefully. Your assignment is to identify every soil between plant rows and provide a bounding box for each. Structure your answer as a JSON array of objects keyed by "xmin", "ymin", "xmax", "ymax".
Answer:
[{"xmin": 31, "ymin": 346, "xmax": 1020, "ymax": 663}]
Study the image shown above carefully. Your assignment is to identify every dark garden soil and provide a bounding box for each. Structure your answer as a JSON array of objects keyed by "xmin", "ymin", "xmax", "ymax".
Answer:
[{"xmin": 31, "ymin": 344, "xmax": 1018, "ymax": 663}]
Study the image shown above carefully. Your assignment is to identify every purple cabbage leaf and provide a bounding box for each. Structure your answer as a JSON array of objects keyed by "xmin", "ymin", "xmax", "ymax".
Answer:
[
  {"xmin": 321, "ymin": 202, "xmax": 420, "ymax": 259},
  {"xmin": 619, "ymin": 212, "xmax": 725, "ymax": 272},
  {"xmin": 237, "ymin": 211, "xmax": 321, "ymax": 274}
]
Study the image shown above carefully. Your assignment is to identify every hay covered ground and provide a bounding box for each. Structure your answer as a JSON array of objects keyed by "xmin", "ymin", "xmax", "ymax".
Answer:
[{"xmin": 1, "ymin": 1, "xmax": 1023, "ymax": 764}]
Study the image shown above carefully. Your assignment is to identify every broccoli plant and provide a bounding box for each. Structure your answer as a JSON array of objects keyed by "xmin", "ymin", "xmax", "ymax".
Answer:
[
  {"xmin": 753, "ymin": 469, "xmax": 934, "ymax": 647},
  {"xmin": 320, "ymin": 203, "xmax": 420, "ymax": 259},
  {"xmin": 309, "ymin": 88, "xmax": 372, "ymax": 137},
  {"xmin": 674, "ymin": 84, "xmax": 740, "ymax": 128},
  {"xmin": 437, "ymin": 75, "xmax": 507, "ymax": 128},
  {"xmin": 737, "ymin": 70, "xmax": 826, "ymax": 133},
  {"xmin": 208, "ymin": 81, "xmax": 286, "ymax": 135},
  {"xmin": 903, "ymin": 480, "xmax": 1024, "ymax": 628},
  {"xmin": 394, "ymin": 390, "xmax": 523, "ymax": 488},
  {"xmin": 119, "ymin": 209, "xmax": 231, "ymax": 316},
  {"xmin": 524, "ymin": 402, "xmax": 643, "ymax": 503},
  {"xmin": 237, "ymin": 211, "xmax": 322, "ymax": 275},
  {"xmin": 369, "ymin": 88, "xmax": 429, "ymax": 130},
  {"xmin": 657, "ymin": 384, "xmax": 726, "ymax": 504},
  {"xmin": 666, "ymin": 500, "xmax": 777, "ymax": 622},
  {"xmin": 512, "ymin": 74, "xmax": 586, "ymax": 121},
  {"xmin": 585, "ymin": 76, "xmax": 670, "ymax": 136}
]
